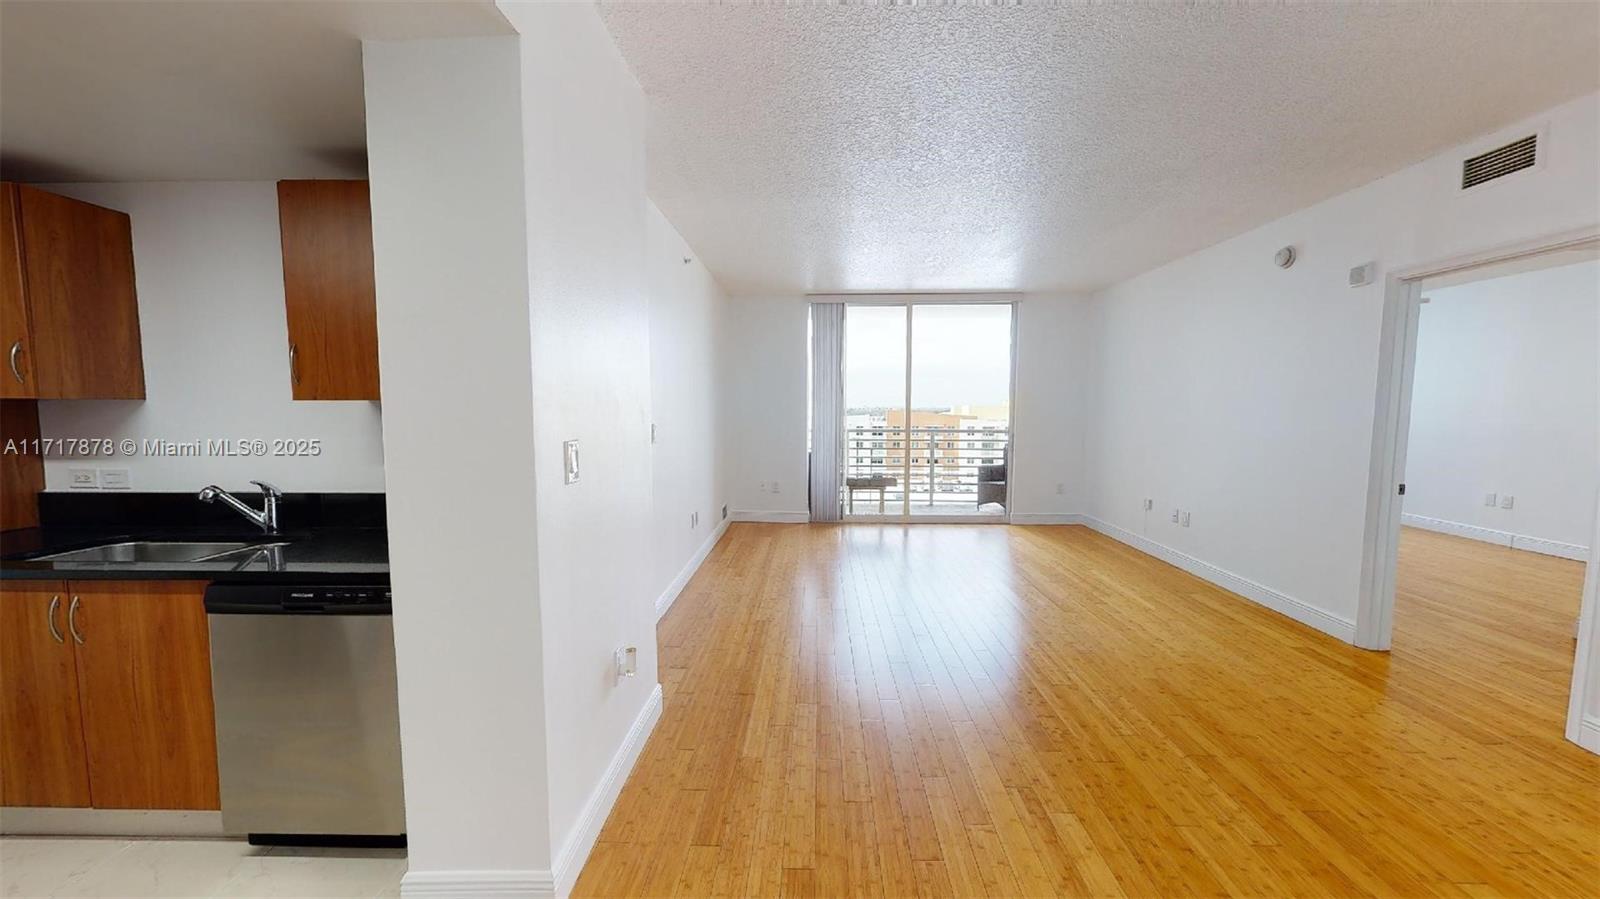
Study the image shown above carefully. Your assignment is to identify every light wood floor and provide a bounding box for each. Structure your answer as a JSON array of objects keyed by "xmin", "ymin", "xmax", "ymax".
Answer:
[{"xmin": 573, "ymin": 524, "xmax": 1598, "ymax": 897}]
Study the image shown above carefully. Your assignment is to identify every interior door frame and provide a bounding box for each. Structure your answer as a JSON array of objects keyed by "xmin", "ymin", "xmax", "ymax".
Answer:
[
  {"xmin": 1355, "ymin": 224, "xmax": 1600, "ymax": 752},
  {"xmin": 815, "ymin": 293, "xmax": 1020, "ymax": 524}
]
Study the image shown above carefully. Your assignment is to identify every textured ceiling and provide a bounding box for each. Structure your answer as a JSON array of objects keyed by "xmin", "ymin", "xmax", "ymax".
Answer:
[
  {"xmin": 0, "ymin": 1, "xmax": 512, "ymax": 182},
  {"xmin": 600, "ymin": 2, "xmax": 1600, "ymax": 294}
]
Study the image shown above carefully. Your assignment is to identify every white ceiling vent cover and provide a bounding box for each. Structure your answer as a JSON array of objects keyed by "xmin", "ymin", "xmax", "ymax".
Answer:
[{"xmin": 1460, "ymin": 134, "xmax": 1538, "ymax": 190}]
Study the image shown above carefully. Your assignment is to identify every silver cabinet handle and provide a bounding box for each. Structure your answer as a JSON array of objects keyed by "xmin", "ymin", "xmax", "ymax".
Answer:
[
  {"xmin": 47, "ymin": 595, "xmax": 64, "ymax": 644},
  {"xmin": 7, "ymin": 339, "xmax": 21, "ymax": 384},
  {"xmin": 67, "ymin": 596, "xmax": 84, "ymax": 645},
  {"xmin": 288, "ymin": 343, "xmax": 299, "ymax": 386}
]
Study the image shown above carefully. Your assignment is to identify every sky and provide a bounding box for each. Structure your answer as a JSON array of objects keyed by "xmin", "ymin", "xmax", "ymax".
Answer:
[{"xmin": 844, "ymin": 304, "xmax": 1013, "ymax": 410}]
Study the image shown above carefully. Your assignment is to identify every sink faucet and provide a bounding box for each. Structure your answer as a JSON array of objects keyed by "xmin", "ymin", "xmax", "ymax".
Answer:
[{"xmin": 198, "ymin": 480, "xmax": 282, "ymax": 534}]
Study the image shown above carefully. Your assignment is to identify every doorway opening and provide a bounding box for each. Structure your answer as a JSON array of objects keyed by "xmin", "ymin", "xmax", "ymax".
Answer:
[
  {"xmin": 1360, "ymin": 229, "xmax": 1600, "ymax": 750},
  {"xmin": 1396, "ymin": 248, "xmax": 1598, "ymax": 742},
  {"xmin": 832, "ymin": 299, "xmax": 1015, "ymax": 522}
]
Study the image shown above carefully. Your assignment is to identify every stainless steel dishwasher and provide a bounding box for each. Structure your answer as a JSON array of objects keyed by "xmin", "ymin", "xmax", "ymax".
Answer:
[{"xmin": 205, "ymin": 583, "xmax": 405, "ymax": 845}]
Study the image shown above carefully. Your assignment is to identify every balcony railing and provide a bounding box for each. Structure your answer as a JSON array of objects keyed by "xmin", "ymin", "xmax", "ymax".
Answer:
[{"xmin": 843, "ymin": 425, "xmax": 1009, "ymax": 515}]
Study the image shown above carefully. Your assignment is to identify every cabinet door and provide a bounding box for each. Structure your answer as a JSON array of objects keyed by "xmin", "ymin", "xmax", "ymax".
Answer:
[
  {"xmin": 17, "ymin": 186, "xmax": 145, "ymax": 399},
  {"xmin": 70, "ymin": 581, "xmax": 220, "ymax": 810},
  {"xmin": 0, "ymin": 582, "xmax": 91, "ymax": 807},
  {"xmin": 0, "ymin": 184, "xmax": 36, "ymax": 399},
  {"xmin": 0, "ymin": 399, "xmax": 43, "ymax": 530},
  {"xmin": 277, "ymin": 180, "xmax": 380, "ymax": 400}
]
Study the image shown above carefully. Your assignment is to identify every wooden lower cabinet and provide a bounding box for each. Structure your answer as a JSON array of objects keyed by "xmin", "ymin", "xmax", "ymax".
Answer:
[
  {"xmin": 0, "ymin": 580, "xmax": 219, "ymax": 810},
  {"xmin": 0, "ymin": 582, "xmax": 91, "ymax": 807}
]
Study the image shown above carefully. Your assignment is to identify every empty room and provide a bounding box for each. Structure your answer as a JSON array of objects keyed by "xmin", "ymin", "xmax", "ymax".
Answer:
[
  {"xmin": 1393, "ymin": 250, "xmax": 1598, "ymax": 754},
  {"xmin": 0, "ymin": 2, "xmax": 1597, "ymax": 898}
]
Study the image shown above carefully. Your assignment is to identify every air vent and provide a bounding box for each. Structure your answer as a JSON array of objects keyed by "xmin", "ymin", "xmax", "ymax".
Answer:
[{"xmin": 1461, "ymin": 134, "xmax": 1537, "ymax": 189}]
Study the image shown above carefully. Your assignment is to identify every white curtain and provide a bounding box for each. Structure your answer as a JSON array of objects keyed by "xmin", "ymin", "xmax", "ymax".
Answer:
[{"xmin": 809, "ymin": 302, "xmax": 845, "ymax": 522}]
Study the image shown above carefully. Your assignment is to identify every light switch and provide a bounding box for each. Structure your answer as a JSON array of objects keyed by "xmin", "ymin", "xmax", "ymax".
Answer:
[
  {"xmin": 1484, "ymin": 493, "xmax": 1497, "ymax": 507},
  {"xmin": 68, "ymin": 468, "xmax": 99, "ymax": 489},
  {"xmin": 1500, "ymin": 495, "xmax": 1515, "ymax": 510},
  {"xmin": 563, "ymin": 440, "xmax": 580, "ymax": 484},
  {"xmin": 100, "ymin": 469, "xmax": 131, "ymax": 490}
]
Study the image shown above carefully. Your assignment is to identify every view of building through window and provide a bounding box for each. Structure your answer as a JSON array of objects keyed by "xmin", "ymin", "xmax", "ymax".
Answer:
[{"xmin": 843, "ymin": 304, "xmax": 1013, "ymax": 517}]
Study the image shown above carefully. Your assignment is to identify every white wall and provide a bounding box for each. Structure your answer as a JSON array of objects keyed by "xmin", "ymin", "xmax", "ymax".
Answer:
[
  {"xmin": 723, "ymin": 296, "xmax": 810, "ymax": 518},
  {"xmin": 1010, "ymin": 294, "xmax": 1091, "ymax": 521},
  {"xmin": 1405, "ymin": 260, "xmax": 1598, "ymax": 555},
  {"xmin": 646, "ymin": 202, "xmax": 729, "ymax": 603},
  {"xmin": 35, "ymin": 181, "xmax": 385, "ymax": 493},
  {"xmin": 1084, "ymin": 92, "xmax": 1600, "ymax": 638},
  {"xmin": 721, "ymin": 294, "xmax": 1090, "ymax": 520},
  {"xmin": 502, "ymin": 2, "xmax": 660, "ymax": 886},
  {"xmin": 364, "ymin": 33, "xmax": 554, "ymax": 881}
]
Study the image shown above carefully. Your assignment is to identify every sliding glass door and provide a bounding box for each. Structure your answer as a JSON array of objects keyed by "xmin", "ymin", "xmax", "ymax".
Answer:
[
  {"xmin": 843, "ymin": 305, "xmax": 909, "ymax": 516},
  {"xmin": 842, "ymin": 301, "xmax": 1014, "ymax": 521}
]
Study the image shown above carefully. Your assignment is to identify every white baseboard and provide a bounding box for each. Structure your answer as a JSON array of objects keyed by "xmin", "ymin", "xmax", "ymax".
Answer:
[
  {"xmin": 1008, "ymin": 513, "xmax": 1087, "ymax": 525},
  {"xmin": 403, "ymin": 684, "xmax": 665, "ymax": 895},
  {"xmin": 0, "ymin": 808, "xmax": 223, "ymax": 837},
  {"xmin": 656, "ymin": 519, "xmax": 730, "ymax": 620},
  {"xmin": 399, "ymin": 684, "xmax": 663, "ymax": 899},
  {"xmin": 551, "ymin": 682, "xmax": 664, "ymax": 897},
  {"xmin": 1510, "ymin": 534, "xmax": 1589, "ymax": 562},
  {"xmin": 1578, "ymin": 715, "xmax": 1600, "ymax": 754},
  {"xmin": 401, "ymin": 871, "xmax": 555, "ymax": 898},
  {"xmin": 1082, "ymin": 516, "xmax": 1358, "ymax": 644},
  {"xmin": 1402, "ymin": 513, "xmax": 1589, "ymax": 561},
  {"xmin": 730, "ymin": 510, "xmax": 809, "ymax": 523}
]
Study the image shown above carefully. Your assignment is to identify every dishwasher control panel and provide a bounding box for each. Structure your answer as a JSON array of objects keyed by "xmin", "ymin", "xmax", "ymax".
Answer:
[{"xmin": 205, "ymin": 583, "xmax": 393, "ymax": 615}]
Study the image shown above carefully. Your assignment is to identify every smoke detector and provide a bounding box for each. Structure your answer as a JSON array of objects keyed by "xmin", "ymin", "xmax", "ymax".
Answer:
[{"xmin": 1274, "ymin": 246, "xmax": 1296, "ymax": 269}]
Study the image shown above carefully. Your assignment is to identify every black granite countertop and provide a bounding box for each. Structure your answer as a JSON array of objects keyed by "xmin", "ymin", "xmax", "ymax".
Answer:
[
  {"xmin": 0, "ymin": 492, "xmax": 389, "ymax": 585},
  {"xmin": 0, "ymin": 525, "xmax": 389, "ymax": 584}
]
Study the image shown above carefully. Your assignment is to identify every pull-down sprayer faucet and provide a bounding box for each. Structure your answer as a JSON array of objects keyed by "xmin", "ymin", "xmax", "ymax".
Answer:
[{"xmin": 198, "ymin": 480, "xmax": 282, "ymax": 533}]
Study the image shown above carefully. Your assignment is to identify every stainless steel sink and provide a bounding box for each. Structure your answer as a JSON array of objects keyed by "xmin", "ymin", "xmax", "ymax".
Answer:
[{"xmin": 33, "ymin": 541, "xmax": 266, "ymax": 564}]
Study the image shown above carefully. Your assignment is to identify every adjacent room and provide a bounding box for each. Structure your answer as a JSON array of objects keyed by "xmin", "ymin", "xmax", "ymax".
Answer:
[
  {"xmin": 1393, "ymin": 249, "xmax": 1598, "ymax": 740},
  {"xmin": 1, "ymin": 2, "xmax": 1597, "ymax": 898}
]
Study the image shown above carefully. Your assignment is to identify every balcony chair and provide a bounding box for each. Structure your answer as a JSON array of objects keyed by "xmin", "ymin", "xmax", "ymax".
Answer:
[{"xmin": 976, "ymin": 448, "xmax": 1007, "ymax": 511}]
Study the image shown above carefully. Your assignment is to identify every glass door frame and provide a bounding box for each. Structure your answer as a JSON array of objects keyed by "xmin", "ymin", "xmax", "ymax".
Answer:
[{"xmin": 828, "ymin": 293, "xmax": 1019, "ymax": 524}]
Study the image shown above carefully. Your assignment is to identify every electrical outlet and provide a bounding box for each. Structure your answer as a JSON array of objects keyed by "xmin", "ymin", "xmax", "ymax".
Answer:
[
  {"xmin": 1500, "ymin": 495, "xmax": 1515, "ymax": 510},
  {"xmin": 1484, "ymin": 492, "xmax": 1497, "ymax": 507},
  {"xmin": 1182, "ymin": 511, "xmax": 1191, "ymax": 527},
  {"xmin": 650, "ymin": 423, "xmax": 657, "ymax": 444},
  {"xmin": 758, "ymin": 481, "xmax": 768, "ymax": 493},
  {"xmin": 1055, "ymin": 482, "xmax": 1065, "ymax": 495},
  {"xmin": 1170, "ymin": 509, "xmax": 1180, "ymax": 523},
  {"xmin": 722, "ymin": 504, "xmax": 728, "ymax": 520},
  {"xmin": 68, "ymin": 468, "xmax": 99, "ymax": 489},
  {"xmin": 771, "ymin": 481, "xmax": 781, "ymax": 494},
  {"xmin": 1144, "ymin": 498, "xmax": 1154, "ymax": 511},
  {"xmin": 100, "ymin": 469, "xmax": 131, "ymax": 490}
]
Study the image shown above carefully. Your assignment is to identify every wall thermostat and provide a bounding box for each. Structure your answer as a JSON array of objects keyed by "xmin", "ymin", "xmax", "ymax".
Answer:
[{"xmin": 1274, "ymin": 246, "xmax": 1296, "ymax": 269}]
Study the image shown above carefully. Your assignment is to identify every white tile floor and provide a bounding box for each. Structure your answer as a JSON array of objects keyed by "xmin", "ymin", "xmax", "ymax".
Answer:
[{"xmin": 0, "ymin": 837, "xmax": 404, "ymax": 898}]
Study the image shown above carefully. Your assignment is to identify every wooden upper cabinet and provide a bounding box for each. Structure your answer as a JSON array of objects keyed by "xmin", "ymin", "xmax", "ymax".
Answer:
[
  {"xmin": 0, "ymin": 186, "xmax": 36, "ymax": 399},
  {"xmin": 277, "ymin": 180, "xmax": 380, "ymax": 400},
  {"xmin": 1, "ymin": 399, "xmax": 44, "ymax": 530},
  {"xmin": 70, "ymin": 581, "xmax": 220, "ymax": 810},
  {"xmin": 0, "ymin": 184, "xmax": 145, "ymax": 400},
  {"xmin": 0, "ymin": 582, "xmax": 92, "ymax": 808}
]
